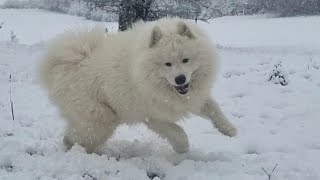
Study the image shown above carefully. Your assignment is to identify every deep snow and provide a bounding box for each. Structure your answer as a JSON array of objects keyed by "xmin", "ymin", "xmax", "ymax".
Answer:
[{"xmin": 0, "ymin": 9, "xmax": 320, "ymax": 180}]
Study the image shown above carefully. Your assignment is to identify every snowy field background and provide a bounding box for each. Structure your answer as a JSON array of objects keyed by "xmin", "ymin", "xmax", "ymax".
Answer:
[{"xmin": 1, "ymin": 9, "xmax": 320, "ymax": 180}]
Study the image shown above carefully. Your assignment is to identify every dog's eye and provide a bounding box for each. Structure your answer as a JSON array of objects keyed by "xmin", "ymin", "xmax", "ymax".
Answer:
[
  {"xmin": 182, "ymin": 58, "xmax": 189, "ymax": 63},
  {"xmin": 165, "ymin": 62, "xmax": 172, "ymax": 67}
]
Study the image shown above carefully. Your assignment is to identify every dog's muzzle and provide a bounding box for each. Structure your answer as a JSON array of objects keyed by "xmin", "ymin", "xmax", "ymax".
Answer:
[{"xmin": 174, "ymin": 83, "xmax": 189, "ymax": 95}]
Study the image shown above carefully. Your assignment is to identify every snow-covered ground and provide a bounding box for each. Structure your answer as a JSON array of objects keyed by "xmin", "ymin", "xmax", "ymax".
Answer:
[
  {"xmin": 1, "ymin": 9, "xmax": 320, "ymax": 180},
  {"xmin": 0, "ymin": 9, "xmax": 118, "ymax": 44}
]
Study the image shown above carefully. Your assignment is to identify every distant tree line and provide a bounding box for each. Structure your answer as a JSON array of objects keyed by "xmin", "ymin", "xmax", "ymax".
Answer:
[
  {"xmin": 246, "ymin": 0, "xmax": 320, "ymax": 17},
  {"xmin": 2, "ymin": 0, "xmax": 320, "ymax": 30},
  {"xmin": 78, "ymin": 0, "xmax": 320, "ymax": 30},
  {"xmin": 79, "ymin": 0, "xmax": 222, "ymax": 30}
]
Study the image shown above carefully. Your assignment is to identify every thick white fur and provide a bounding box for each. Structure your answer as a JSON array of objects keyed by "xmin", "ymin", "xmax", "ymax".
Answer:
[{"xmin": 39, "ymin": 18, "xmax": 237, "ymax": 154}]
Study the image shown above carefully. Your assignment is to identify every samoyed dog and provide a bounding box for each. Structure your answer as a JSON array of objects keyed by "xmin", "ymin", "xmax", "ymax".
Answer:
[{"xmin": 39, "ymin": 17, "xmax": 237, "ymax": 154}]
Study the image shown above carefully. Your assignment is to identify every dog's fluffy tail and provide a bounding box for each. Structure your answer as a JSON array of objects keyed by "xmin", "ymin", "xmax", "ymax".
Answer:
[{"xmin": 38, "ymin": 26, "xmax": 106, "ymax": 88}]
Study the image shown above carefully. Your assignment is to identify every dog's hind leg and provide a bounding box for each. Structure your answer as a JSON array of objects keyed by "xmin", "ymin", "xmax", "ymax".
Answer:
[
  {"xmin": 200, "ymin": 98, "xmax": 237, "ymax": 137},
  {"xmin": 63, "ymin": 103, "xmax": 119, "ymax": 154},
  {"xmin": 144, "ymin": 120, "xmax": 189, "ymax": 153}
]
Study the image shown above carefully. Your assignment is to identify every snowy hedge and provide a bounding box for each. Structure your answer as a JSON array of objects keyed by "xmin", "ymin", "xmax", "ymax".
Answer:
[
  {"xmin": 1, "ymin": 0, "xmax": 118, "ymax": 22},
  {"xmin": 1, "ymin": 0, "xmax": 320, "ymax": 22}
]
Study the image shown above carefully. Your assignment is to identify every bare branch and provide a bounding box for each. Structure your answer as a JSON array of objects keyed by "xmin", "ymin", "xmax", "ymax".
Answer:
[
  {"xmin": 262, "ymin": 164, "xmax": 278, "ymax": 180},
  {"xmin": 9, "ymin": 74, "xmax": 15, "ymax": 121},
  {"xmin": 262, "ymin": 167, "xmax": 268, "ymax": 176},
  {"xmin": 272, "ymin": 164, "xmax": 278, "ymax": 173}
]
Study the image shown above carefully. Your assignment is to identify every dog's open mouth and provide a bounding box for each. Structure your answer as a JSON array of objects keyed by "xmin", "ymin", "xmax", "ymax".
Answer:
[{"xmin": 174, "ymin": 83, "xmax": 189, "ymax": 95}]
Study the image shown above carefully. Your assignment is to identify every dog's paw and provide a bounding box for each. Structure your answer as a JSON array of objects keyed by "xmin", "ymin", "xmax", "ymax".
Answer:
[
  {"xmin": 172, "ymin": 141, "xmax": 189, "ymax": 153},
  {"xmin": 171, "ymin": 135, "xmax": 190, "ymax": 153},
  {"xmin": 218, "ymin": 123, "xmax": 237, "ymax": 137},
  {"xmin": 63, "ymin": 136, "xmax": 74, "ymax": 151}
]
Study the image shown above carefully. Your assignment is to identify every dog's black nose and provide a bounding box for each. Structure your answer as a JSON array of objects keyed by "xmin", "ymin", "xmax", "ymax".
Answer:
[{"xmin": 175, "ymin": 74, "xmax": 186, "ymax": 85}]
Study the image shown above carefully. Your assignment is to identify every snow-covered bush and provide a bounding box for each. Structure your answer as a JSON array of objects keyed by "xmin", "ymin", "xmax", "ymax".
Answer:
[
  {"xmin": 1, "ymin": 0, "xmax": 28, "ymax": 9},
  {"xmin": 0, "ymin": 22, "xmax": 18, "ymax": 43},
  {"xmin": 246, "ymin": 0, "xmax": 320, "ymax": 17},
  {"xmin": 1, "ymin": 0, "xmax": 118, "ymax": 22},
  {"xmin": 39, "ymin": 0, "xmax": 71, "ymax": 13},
  {"xmin": 268, "ymin": 62, "xmax": 289, "ymax": 86},
  {"xmin": 88, "ymin": 9, "xmax": 117, "ymax": 22},
  {"xmin": 68, "ymin": 1, "xmax": 90, "ymax": 17},
  {"xmin": 1, "ymin": 0, "xmax": 69, "ymax": 12},
  {"xmin": 307, "ymin": 58, "xmax": 320, "ymax": 70},
  {"xmin": 10, "ymin": 30, "xmax": 18, "ymax": 43}
]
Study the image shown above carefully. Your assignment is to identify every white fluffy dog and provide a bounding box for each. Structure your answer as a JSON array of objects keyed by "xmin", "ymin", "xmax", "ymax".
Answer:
[{"xmin": 39, "ymin": 17, "xmax": 237, "ymax": 154}]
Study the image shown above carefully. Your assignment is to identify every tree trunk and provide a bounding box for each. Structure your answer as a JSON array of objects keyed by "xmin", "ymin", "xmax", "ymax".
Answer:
[
  {"xmin": 118, "ymin": 0, "xmax": 154, "ymax": 31},
  {"xmin": 118, "ymin": 0, "xmax": 134, "ymax": 31}
]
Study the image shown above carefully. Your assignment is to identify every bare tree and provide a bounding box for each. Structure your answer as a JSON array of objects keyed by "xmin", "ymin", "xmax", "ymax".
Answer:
[
  {"xmin": 118, "ymin": 0, "xmax": 154, "ymax": 31},
  {"xmin": 118, "ymin": 0, "xmax": 134, "ymax": 31}
]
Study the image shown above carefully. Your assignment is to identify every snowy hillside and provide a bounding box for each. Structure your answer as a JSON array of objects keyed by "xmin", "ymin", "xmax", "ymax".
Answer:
[{"xmin": 1, "ymin": 9, "xmax": 320, "ymax": 180}]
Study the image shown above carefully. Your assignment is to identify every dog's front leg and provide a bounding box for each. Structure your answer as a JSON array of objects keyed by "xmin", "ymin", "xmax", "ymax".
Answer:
[
  {"xmin": 144, "ymin": 119, "xmax": 189, "ymax": 153},
  {"xmin": 199, "ymin": 98, "xmax": 237, "ymax": 137}
]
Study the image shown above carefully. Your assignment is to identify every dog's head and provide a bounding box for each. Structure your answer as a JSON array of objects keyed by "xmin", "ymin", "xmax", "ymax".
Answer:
[{"xmin": 133, "ymin": 19, "xmax": 217, "ymax": 100}]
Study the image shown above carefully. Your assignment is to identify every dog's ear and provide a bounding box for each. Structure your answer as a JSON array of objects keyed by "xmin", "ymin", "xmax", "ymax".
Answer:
[
  {"xmin": 177, "ymin": 22, "xmax": 195, "ymax": 39},
  {"xmin": 149, "ymin": 26, "xmax": 162, "ymax": 48}
]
